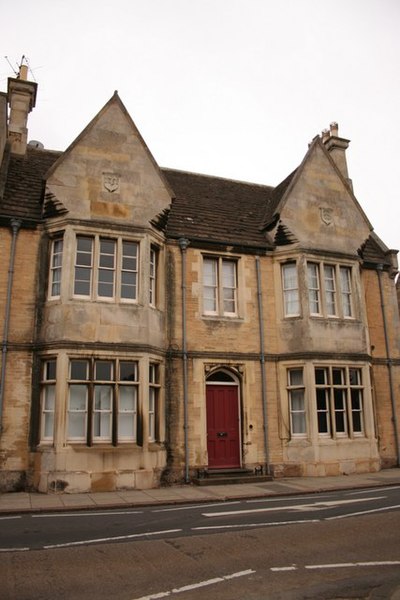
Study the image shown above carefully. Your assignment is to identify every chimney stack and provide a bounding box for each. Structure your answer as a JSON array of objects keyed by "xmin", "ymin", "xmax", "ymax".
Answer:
[
  {"xmin": 321, "ymin": 122, "xmax": 351, "ymax": 183},
  {"xmin": 7, "ymin": 60, "xmax": 37, "ymax": 155}
]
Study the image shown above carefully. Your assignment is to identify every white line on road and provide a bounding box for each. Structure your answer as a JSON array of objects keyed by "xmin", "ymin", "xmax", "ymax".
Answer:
[
  {"xmin": 202, "ymin": 496, "xmax": 384, "ymax": 517},
  {"xmin": 246, "ymin": 494, "xmax": 332, "ymax": 504},
  {"xmin": 270, "ymin": 560, "xmax": 400, "ymax": 572},
  {"xmin": 193, "ymin": 519, "xmax": 320, "ymax": 530},
  {"xmin": 348, "ymin": 486, "xmax": 400, "ymax": 495},
  {"xmin": 44, "ymin": 528, "xmax": 182, "ymax": 549},
  {"xmin": 325, "ymin": 504, "xmax": 400, "ymax": 520},
  {"xmin": 152, "ymin": 501, "xmax": 241, "ymax": 513},
  {"xmin": 0, "ymin": 547, "xmax": 30, "ymax": 553},
  {"xmin": 0, "ymin": 515, "xmax": 22, "ymax": 521},
  {"xmin": 32, "ymin": 510, "xmax": 143, "ymax": 518},
  {"xmin": 305, "ymin": 560, "xmax": 400, "ymax": 570},
  {"xmin": 131, "ymin": 569, "xmax": 256, "ymax": 600}
]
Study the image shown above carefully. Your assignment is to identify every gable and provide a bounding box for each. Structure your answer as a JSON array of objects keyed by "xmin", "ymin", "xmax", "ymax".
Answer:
[
  {"xmin": 45, "ymin": 93, "xmax": 173, "ymax": 225},
  {"xmin": 275, "ymin": 139, "xmax": 372, "ymax": 255}
]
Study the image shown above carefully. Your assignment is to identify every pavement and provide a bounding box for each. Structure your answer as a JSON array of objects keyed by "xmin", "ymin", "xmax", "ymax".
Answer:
[{"xmin": 1, "ymin": 467, "xmax": 400, "ymax": 514}]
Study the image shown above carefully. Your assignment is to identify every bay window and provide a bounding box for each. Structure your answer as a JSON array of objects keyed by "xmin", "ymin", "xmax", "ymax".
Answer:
[
  {"xmin": 67, "ymin": 358, "xmax": 138, "ymax": 444},
  {"xmin": 315, "ymin": 366, "xmax": 364, "ymax": 438},
  {"xmin": 74, "ymin": 235, "xmax": 138, "ymax": 302},
  {"xmin": 306, "ymin": 261, "xmax": 353, "ymax": 318}
]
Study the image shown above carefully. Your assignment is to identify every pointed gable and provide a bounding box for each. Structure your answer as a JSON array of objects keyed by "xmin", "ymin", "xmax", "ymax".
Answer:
[
  {"xmin": 45, "ymin": 93, "xmax": 173, "ymax": 225},
  {"xmin": 271, "ymin": 137, "xmax": 372, "ymax": 255}
]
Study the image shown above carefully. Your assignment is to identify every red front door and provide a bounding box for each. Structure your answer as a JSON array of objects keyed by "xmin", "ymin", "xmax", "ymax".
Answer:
[{"xmin": 206, "ymin": 384, "xmax": 240, "ymax": 468}]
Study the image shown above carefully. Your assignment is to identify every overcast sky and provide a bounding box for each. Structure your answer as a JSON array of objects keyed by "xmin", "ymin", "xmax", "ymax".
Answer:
[{"xmin": 2, "ymin": 0, "xmax": 399, "ymax": 251}]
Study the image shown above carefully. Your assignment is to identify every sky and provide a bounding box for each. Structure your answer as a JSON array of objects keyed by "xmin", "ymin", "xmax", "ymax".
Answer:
[{"xmin": 2, "ymin": 0, "xmax": 399, "ymax": 251}]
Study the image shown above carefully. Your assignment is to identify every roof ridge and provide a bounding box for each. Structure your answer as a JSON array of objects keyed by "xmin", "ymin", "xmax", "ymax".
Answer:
[{"xmin": 161, "ymin": 167, "xmax": 273, "ymax": 190}]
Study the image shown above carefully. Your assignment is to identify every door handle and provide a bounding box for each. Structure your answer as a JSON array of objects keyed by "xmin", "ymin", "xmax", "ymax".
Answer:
[{"xmin": 217, "ymin": 431, "xmax": 228, "ymax": 437}]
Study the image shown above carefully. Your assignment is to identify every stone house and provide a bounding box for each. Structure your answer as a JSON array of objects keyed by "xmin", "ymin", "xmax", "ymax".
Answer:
[{"xmin": 0, "ymin": 66, "xmax": 399, "ymax": 493}]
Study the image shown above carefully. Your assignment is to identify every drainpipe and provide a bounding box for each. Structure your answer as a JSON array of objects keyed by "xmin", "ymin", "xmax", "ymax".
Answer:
[
  {"xmin": 255, "ymin": 256, "xmax": 270, "ymax": 474},
  {"xmin": 179, "ymin": 238, "xmax": 190, "ymax": 483},
  {"xmin": 0, "ymin": 218, "xmax": 22, "ymax": 433},
  {"xmin": 376, "ymin": 264, "xmax": 400, "ymax": 467}
]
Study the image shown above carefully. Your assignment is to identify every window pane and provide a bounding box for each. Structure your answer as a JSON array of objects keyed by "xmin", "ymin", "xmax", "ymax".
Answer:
[
  {"xmin": 289, "ymin": 369, "xmax": 303, "ymax": 386},
  {"xmin": 95, "ymin": 361, "xmax": 113, "ymax": 381},
  {"xmin": 68, "ymin": 413, "xmax": 86, "ymax": 438},
  {"xmin": 120, "ymin": 362, "xmax": 137, "ymax": 381},
  {"xmin": 70, "ymin": 360, "xmax": 88, "ymax": 380},
  {"xmin": 94, "ymin": 385, "xmax": 112, "ymax": 410},
  {"xmin": 98, "ymin": 239, "xmax": 115, "ymax": 298},
  {"xmin": 69, "ymin": 385, "xmax": 88, "ymax": 410},
  {"xmin": 45, "ymin": 360, "xmax": 56, "ymax": 380},
  {"xmin": 315, "ymin": 368, "xmax": 327, "ymax": 385},
  {"xmin": 333, "ymin": 368, "xmax": 344, "ymax": 385}
]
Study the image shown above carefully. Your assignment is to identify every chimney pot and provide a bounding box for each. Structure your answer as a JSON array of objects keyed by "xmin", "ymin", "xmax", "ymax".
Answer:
[
  {"xmin": 18, "ymin": 64, "xmax": 28, "ymax": 81},
  {"xmin": 330, "ymin": 122, "xmax": 339, "ymax": 136}
]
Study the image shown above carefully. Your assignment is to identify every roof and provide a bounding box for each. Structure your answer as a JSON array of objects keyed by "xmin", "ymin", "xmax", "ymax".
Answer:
[
  {"xmin": 0, "ymin": 146, "xmax": 275, "ymax": 249},
  {"xmin": 0, "ymin": 145, "xmax": 61, "ymax": 222},
  {"xmin": 161, "ymin": 168, "xmax": 274, "ymax": 249}
]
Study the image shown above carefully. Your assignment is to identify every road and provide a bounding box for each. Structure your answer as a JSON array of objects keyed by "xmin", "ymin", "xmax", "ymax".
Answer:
[{"xmin": 1, "ymin": 486, "xmax": 400, "ymax": 599}]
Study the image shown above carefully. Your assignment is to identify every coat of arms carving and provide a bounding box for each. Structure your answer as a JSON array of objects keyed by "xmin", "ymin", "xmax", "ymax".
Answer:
[
  {"xmin": 103, "ymin": 172, "xmax": 120, "ymax": 193},
  {"xmin": 320, "ymin": 207, "xmax": 333, "ymax": 226}
]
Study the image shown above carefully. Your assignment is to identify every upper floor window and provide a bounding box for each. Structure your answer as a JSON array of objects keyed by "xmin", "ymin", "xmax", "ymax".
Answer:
[
  {"xmin": 49, "ymin": 238, "xmax": 63, "ymax": 298},
  {"xmin": 149, "ymin": 246, "xmax": 158, "ymax": 307},
  {"xmin": 281, "ymin": 262, "xmax": 300, "ymax": 316},
  {"xmin": 203, "ymin": 257, "xmax": 238, "ymax": 316},
  {"xmin": 74, "ymin": 235, "xmax": 139, "ymax": 302},
  {"xmin": 307, "ymin": 261, "xmax": 353, "ymax": 318}
]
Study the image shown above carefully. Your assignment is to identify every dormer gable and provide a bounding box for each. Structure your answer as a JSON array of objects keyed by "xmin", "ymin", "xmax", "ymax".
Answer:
[
  {"xmin": 45, "ymin": 92, "xmax": 173, "ymax": 226},
  {"xmin": 268, "ymin": 136, "xmax": 372, "ymax": 255}
]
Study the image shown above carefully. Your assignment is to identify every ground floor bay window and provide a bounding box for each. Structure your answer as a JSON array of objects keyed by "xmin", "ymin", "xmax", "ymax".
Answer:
[
  {"xmin": 284, "ymin": 362, "xmax": 372, "ymax": 441},
  {"xmin": 38, "ymin": 353, "xmax": 164, "ymax": 448},
  {"xmin": 280, "ymin": 360, "xmax": 378, "ymax": 475}
]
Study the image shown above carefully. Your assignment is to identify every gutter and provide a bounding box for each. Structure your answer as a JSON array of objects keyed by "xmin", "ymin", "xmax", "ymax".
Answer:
[
  {"xmin": 376, "ymin": 264, "xmax": 400, "ymax": 467},
  {"xmin": 179, "ymin": 238, "xmax": 190, "ymax": 483},
  {"xmin": 0, "ymin": 218, "xmax": 21, "ymax": 432},
  {"xmin": 255, "ymin": 256, "xmax": 270, "ymax": 474}
]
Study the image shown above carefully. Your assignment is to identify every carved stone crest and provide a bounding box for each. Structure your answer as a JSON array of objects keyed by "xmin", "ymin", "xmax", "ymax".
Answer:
[
  {"xmin": 103, "ymin": 172, "xmax": 120, "ymax": 193},
  {"xmin": 320, "ymin": 207, "xmax": 333, "ymax": 226}
]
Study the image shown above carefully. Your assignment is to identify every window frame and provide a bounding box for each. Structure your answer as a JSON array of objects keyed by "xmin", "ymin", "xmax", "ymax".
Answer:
[
  {"xmin": 202, "ymin": 255, "xmax": 238, "ymax": 317},
  {"xmin": 40, "ymin": 359, "xmax": 57, "ymax": 442},
  {"xmin": 149, "ymin": 246, "xmax": 158, "ymax": 307},
  {"xmin": 287, "ymin": 367, "xmax": 307, "ymax": 437},
  {"xmin": 149, "ymin": 363, "xmax": 161, "ymax": 442},
  {"xmin": 73, "ymin": 234, "xmax": 139, "ymax": 303},
  {"xmin": 48, "ymin": 237, "xmax": 64, "ymax": 299},
  {"xmin": 67, "ymin": 358, "xmax": 139, "ymax": 445},
  {"xmin": 314, "ymin": 365, "xmax": 365, "ymax": 439},
  {"xmin": 281, "ymin": 261, "xmax": 300, "ymax": 317},
  {"xmin": 306, "ymin": 261, "xmax": 354, "ymax": 319}
]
